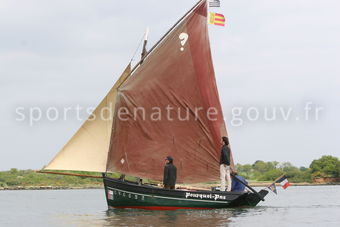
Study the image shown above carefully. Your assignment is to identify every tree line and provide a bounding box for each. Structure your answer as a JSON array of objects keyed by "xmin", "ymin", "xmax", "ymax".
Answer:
[
  {"xmin": 1, "ymin": 155, "xmax": 339, "ymax": 188},
  {"xmin": 235, "ymin": 155, "xmax": 340, "ymax": 183}
]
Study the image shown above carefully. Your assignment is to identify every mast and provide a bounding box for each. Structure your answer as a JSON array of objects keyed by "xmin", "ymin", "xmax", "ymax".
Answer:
[{"xmin": 140, "ymin": 27, "xmax": 149, "ymax": 61}]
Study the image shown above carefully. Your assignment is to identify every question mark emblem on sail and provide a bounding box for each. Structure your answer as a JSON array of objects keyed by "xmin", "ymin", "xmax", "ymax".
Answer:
[{"xmin": 179, "ymin": 33, "xmax": 189, "ymax": 51}]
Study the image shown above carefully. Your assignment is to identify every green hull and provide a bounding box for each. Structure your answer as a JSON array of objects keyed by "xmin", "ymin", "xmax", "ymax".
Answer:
[{"xmin": 103, "ymin": 176, "xmax": 268, "ymax": 210}]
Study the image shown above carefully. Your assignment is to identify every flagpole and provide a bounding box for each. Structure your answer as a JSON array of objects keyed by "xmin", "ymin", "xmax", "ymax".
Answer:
[
  {"xmin": 273, "ymin": 174, "xmax": 285, "ymax": 183},
  {"xmin": 265, "ymin": 174, "xmax": 286, "ymax": 192}
]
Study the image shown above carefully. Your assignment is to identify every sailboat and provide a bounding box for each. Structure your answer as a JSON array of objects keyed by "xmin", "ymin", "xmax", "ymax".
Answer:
[{"xmin": 42, "ymin": 0, "xmax": 268, "ymax": 210}]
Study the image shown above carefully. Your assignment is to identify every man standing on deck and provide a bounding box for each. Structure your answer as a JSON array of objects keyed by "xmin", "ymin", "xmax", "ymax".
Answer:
[
  {"xmin": 163, "ymin": 156, "xmax": 177, "ymax": 189},
  {"xmin": 220, "ymin": 136, "xmax": 231, "ymax": 191}
]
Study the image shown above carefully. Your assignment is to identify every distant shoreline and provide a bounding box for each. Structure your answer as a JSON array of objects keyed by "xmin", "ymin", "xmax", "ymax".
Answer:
[
  {"xmin": 0, "ymin": 185, "xmax": 104, "ymax": 191},
  {"xmin": 1, "ymin": 182, "xmax": 339, "ymax": 191},
  {"xmin": 1, "ymin": 168, "xmax": 339, "ymax": 191},
  {"xmin": 250, "ymin": 182, "xmax": 340, "ymax": 187}
]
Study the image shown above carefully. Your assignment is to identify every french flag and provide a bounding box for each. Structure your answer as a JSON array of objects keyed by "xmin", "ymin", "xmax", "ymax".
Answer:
[{"xmin": 276, "ymin": 176, "xmax": 290, "ymax": 189}]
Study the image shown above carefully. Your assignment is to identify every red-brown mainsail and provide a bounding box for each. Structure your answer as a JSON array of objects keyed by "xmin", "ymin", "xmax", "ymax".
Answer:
[{"xmin": 106, "ymin": 1, "xmax": 232, "ymax": 183}]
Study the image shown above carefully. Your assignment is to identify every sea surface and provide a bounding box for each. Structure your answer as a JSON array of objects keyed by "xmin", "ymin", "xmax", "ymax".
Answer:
[{"xmin": 0, "ymin": 186, "xmax": 339, "ymax": 227}]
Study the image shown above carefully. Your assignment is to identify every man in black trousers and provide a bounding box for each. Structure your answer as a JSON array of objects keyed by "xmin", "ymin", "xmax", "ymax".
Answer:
[{"xmin": 163, "ymin": 156, "xmax": 177, "ymax": 189}]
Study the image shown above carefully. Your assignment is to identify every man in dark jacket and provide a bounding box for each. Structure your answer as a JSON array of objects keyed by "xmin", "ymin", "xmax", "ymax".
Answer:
[
  {"xmin": 163, "ymin": 156, "xmax": 177, "ymax": 189},
  {"xmin": 220, "ymin": 136, "xmax": 231, "ymax": 191}
]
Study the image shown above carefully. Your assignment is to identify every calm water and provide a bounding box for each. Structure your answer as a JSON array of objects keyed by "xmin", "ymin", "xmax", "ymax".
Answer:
[{"xmin": 1, "ymin": 186, "xmax": 339, "ymax": 227}]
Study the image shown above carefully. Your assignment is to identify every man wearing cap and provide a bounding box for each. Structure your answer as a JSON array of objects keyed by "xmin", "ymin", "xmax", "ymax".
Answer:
[
  {"xmin": 163, "ymin": 156, "xmax": 177, "ymax": 189},
  {"xmin": 220, "ymin": 136, "xmax": 231, "ymax": 191}
]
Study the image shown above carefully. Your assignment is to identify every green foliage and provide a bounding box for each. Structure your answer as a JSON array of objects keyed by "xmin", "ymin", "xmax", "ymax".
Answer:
[
  {"xmin": 258, "ymin": 169, "xmax": 284, "ymax": 181},
  {"xmin": 1, "ymin": 155, "xmax": 339, "ymax": 187},
  {"xmin": 0, "ymin": 170, "xmax": 102, "ymax": 188},
  {"xmin": 309, "ymin": 155, "xmax": 340, "ymax": 177},
  {"xmin": 236, "ymin": 160, "xmax": 313, "ymax": 183},
  {"xmin": 235, "ymin": 164, "xmax": 254, "ymax": 179},
  {"xmin": 0, "ymin": 170, "xmax": 157, "ymax": 188}
]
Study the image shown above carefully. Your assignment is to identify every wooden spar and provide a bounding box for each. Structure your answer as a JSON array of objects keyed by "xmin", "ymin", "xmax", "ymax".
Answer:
[{"xmin": 36, "ymin": 170, "xmax": 103, "ymax": 179}]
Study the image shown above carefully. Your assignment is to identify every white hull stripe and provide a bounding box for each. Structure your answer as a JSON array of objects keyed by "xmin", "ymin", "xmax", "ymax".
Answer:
[{"xmin": 107, "ymin": 186, "xmax": 230, "ymax": 204}]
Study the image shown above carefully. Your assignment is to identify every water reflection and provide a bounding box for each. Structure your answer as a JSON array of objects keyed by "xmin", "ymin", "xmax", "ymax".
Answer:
[
  {"xmin": 2, "ymin": 187, "xmax": 340, "ymax": 227},
  {"xmin": 54, "ymin": 207, "xmax": 268, "ymax": 227},
  {"xmin": 102, "ymin": 208, "xmax": 255, "ymax": 227}
]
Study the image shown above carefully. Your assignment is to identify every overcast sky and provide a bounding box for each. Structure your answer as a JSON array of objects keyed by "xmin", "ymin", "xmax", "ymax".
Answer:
[{"xmin": 0, "ymin": 0, "xmax": 339, "ymax": 171}]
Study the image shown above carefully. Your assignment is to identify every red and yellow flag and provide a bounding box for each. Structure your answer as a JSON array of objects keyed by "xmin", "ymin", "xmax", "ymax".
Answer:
[{"xmin": 209, "ymin": 12, "xmax": 226, "ymax": 26}]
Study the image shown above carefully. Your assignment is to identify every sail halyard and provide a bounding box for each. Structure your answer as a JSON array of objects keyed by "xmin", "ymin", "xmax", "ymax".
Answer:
[{"xmin": 106, "ymin": 0, "xmax": 233, "ymax": 183}]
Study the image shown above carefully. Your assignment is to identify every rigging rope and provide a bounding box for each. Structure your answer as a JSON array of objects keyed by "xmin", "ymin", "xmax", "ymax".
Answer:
[{"xmin": 130, "ymin": 31, "xmax": 146, "ymax": 63}]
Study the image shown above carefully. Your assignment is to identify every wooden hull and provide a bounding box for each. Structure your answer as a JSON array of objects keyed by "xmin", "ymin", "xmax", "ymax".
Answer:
[{"xmin": 103, "ymin": 176, "xmax": 268, "ymax": 210}]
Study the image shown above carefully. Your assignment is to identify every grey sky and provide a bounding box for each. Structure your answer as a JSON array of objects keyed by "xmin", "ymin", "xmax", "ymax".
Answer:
[{"xmin": 0, "ymin": 0, "xmax": 339, "ymax": 171}]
